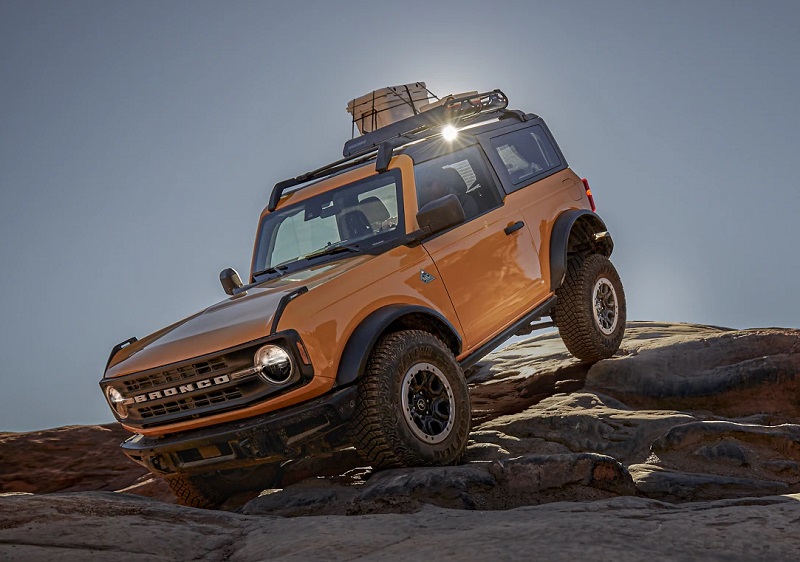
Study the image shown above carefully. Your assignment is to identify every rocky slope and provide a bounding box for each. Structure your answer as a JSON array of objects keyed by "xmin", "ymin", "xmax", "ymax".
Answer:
[
  {"xmin": 2, "ymin": 321, "xmax": 799, "ymax": 559},
  {"xmin": 2, "ymin": 492, "xmax": 799, "ymax": 561}
]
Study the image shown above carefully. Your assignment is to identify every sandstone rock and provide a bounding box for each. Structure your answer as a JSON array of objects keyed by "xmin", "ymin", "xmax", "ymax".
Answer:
[
  {"xmin": 586, "ymin": 325, "xmax": 800, "ymax": 421},
  {"xmin": 629, "ymin": 463, "xmax": 791, "ymax": 502},
  {"xmin": 242, "ymin": 453, "xmax": 634, "ymax": 516},
  {"xmin": 3, "ymin": 491, "xmax": 800, "ymax": 561},
  {"xmin": 0, "ymin": 424, "xmax": 147, "ymax": 495},
  {"xmin": 116, "ymin": 473, "xmax": 176, "ymax": 503},
  {"xmin": 0, "ymin": 492, "xmax": 245, "ymax": 561},
  {"xmin": 628, "ymin": 420, "xmax": 800, "ymax": 501},
  {"xmin": 477, "ymin": 391, "xmax": 697, "ymax": 465},
  {"xmin": 467, "ymin": 329, "xmax": 588, "ymax": 423},
  {"xmin": 2, "ymin": 321, "xmax": 799, "ymax": 516}
]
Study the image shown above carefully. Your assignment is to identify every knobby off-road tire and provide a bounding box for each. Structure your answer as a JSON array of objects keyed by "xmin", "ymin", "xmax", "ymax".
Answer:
[
  {"xmin": 351, "ymin": 330, "xmax": 471, "ymax": 469},
  {"xmin": 165, "ymin": 473, "xmax": 223, "ymax": 509},
  {"xmin": 555, "ymin": 253, "xmax": 626, "ymax": 362},
  {"xmin": 165, "ymin": 463, "xmax": 281, "ymax": 509}
]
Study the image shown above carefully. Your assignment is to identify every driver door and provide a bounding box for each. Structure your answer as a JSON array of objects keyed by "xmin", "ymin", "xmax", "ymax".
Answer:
[{"xmin": 416, "ymin": 147, "xmax": 546, "ymax": 350}]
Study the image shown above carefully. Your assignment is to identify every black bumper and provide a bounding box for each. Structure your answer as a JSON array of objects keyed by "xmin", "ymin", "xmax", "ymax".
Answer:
[{"xmin": 121, "ymin": 386, "xmax": 358, "ymax": 475}]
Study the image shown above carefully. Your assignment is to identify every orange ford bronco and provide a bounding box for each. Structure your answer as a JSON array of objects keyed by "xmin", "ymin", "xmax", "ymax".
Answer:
[{"xmin": 100, "ymin": 89, "xmax": 625, "ymax": 507}]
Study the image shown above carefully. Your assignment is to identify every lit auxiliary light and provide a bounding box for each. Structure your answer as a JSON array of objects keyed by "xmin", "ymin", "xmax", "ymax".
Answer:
[{"xmin": 442, "ymin": 125, "xmax": 458, "ymax": 141}]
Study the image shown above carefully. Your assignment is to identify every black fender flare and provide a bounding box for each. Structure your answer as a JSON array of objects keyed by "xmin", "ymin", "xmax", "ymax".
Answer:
[
  {"xmin": 549, "ymin": 209, "xmax": 613, "ymax": 290},
  {"xmin": 335, "ymin": 305, "xmax": 463, "ymax": 387}
]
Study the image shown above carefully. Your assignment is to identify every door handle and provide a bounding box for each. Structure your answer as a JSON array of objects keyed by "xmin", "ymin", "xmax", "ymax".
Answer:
[{"xmin": 504, "ymin": 221, "xmax": 525, "ymax": 235}]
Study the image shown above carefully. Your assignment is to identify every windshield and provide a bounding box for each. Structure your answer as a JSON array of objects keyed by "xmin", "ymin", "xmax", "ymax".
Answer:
[{"xmin": 253, "ymin": 169, "xmax": 404, "ymax": 276}]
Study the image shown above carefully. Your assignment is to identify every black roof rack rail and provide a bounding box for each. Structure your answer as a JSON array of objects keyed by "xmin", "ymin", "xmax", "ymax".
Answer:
[
  {"xmin": 267, "ymin": 89, "xmax": 511, "ymax": 212},
  {"xmin": 267, "ymin": 149, "xmax": 377, "ymax": 212},
  {"xmin": 342, "ymin": 89, "xmax": 508, "ymax": 158}
]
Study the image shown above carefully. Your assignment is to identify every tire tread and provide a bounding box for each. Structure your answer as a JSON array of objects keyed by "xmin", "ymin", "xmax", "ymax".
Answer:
[
  {"xmin": 555, "ymin": 254, "xmax": 626, "ymax": 362},
  {"xmin": 350, "ymin": 330, "xmax": 470, "ymax": 469}
]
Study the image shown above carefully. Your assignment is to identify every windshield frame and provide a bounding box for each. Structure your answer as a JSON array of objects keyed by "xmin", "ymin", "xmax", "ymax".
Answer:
[{"xmin": 251, "ymin": 168, "xmax": 406, "ymax": 280}]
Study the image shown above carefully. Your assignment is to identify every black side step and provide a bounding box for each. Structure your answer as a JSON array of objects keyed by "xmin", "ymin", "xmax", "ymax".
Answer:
[{"xmin": 459, "ymin": 296, "xmax": 557, "ymax": 370}]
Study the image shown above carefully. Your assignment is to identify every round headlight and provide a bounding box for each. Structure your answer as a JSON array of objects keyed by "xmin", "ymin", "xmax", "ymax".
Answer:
[
  {"xmin": 254, "ymin": 344, "xmax": 294, "ymax": 384},
  {"xmin": 105, "ymin": 386, "xmax": 128, "ymax": 419}
]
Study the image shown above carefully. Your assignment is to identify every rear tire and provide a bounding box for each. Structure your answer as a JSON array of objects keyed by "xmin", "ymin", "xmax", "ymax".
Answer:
[
  {"xmin": 555, "ymin": 254, "xmax": 626, "ymax": 362},
  {"xmin": 351, "ymin": 330, "xmax": 471, "ymax": 469}
]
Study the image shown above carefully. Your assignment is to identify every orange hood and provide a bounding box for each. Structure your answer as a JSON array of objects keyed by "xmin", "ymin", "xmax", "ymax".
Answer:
[{"xmin": 104, "ymin": 255, "xmax": 375, "ymax": 378}]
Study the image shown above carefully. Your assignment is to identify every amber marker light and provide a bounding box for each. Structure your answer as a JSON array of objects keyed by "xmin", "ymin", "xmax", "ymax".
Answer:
[
  {"xmin": 296, "ymin": 340, "xmax": 311, "ymax": 365},
  {"xmin": 582, "ymin": 178, "xmax": 596, "ymax": 212}
]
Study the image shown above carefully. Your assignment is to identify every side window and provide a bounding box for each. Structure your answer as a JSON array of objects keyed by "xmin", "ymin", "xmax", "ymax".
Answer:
[
  {"xmin": 413, "ymin": 146, "xmax": 501, "ymax": 220},
  {"xmin": 490, "ymin": 125, "xmax": 561, "ymax": 186},
  {"xmin": 357, "ymin": 183, "xmax": 399, "ymax": 232}
]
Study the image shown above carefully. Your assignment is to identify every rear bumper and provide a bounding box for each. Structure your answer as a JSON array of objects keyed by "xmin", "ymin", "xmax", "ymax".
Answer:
[{"xmin": 120, "ymin": 385, "xmax": 358, "ymax": 475}]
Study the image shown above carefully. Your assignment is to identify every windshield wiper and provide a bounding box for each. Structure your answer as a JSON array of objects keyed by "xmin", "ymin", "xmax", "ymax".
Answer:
[
  {"xmin": 304, "ymin": 243, "xmax": 361, "ymax": 260},
  {"xmin": 252, "ymin": 264, "xmax": 290, "ymax": 278}
]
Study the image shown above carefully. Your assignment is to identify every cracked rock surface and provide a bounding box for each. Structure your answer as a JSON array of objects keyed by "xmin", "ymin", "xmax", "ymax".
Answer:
[{"xmin": 2, "ymin": 492, "xmax": 800, "ymax": 561}]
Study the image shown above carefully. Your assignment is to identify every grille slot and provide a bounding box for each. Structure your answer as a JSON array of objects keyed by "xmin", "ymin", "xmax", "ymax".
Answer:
[{"xmin": 123, "ymin": 358, "xmax": 229, "ymax": 392}]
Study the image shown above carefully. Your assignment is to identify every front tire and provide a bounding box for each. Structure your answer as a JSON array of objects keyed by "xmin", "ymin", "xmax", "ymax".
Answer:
[
  {"xmin": 555, "ymin": 254, "xmax": 626, "ymax": 362},
  {"xmin": 165, "ymin": 463, "xmax": 281, "ymax": 509},
  {"xmin": 165, "ymin": 473, "xmax": 223, "ymax": 509},
  {"xmin": 351, "ymin": 330, "xmax": 471, "ymax": 469}
]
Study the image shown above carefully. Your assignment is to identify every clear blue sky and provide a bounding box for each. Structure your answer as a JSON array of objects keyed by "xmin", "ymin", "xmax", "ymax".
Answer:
[{"xmin": 1, "ymin": 0, "xmax": 798, "ymax": 431}]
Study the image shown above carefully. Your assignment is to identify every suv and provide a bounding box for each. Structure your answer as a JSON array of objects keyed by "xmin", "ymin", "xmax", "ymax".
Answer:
[{"xmin": 100, "ymin": 90, "xmax": 625, "ymax": 508}]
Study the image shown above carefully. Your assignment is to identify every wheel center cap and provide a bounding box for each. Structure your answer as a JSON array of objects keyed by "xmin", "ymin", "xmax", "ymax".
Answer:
[{"xmin": 416, "ymin": 398, "xmax": 427, "ymax": 412}]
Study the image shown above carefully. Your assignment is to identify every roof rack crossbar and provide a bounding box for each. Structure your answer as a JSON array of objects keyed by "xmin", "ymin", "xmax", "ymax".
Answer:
[{"xmin": 342, "ymin": 89, "xmax": 508, "ymax": 158}]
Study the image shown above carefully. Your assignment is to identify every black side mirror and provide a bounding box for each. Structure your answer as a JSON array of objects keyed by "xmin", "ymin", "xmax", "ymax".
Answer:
[
  {"xmin": 415, "ymin": 194, "xmax": 466, "ymax": 237},
  {"xmin": 220, "ymin": 268, "xmax": 243, "ymax": 296}
]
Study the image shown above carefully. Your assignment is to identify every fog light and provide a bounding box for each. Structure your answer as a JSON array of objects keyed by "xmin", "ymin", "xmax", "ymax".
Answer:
[
  {"xmin": 254, "ymin": 345, "xmax": 293, "ymax": 384},
  {"xmin": 105, "ymin": 386, "xmax": 128, "ymax": 418},
  {"xmin": 442, "ymin": 125, "xmax": 458, "ymax": 141}
]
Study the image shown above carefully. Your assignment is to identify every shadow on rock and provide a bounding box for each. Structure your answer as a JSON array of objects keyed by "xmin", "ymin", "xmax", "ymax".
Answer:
[{"xmin": 241, "ymin": 453, "xmax": 635, "ymax": 517}]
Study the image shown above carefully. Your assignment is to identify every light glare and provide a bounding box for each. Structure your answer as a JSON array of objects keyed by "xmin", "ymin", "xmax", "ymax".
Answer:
[{"xmin": 442, "ymin": 125, "xmax": 458, "ymax": 141}]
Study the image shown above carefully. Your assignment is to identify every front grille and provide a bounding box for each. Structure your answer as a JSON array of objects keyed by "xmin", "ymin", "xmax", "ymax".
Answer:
[
  {"xmin": 106, "ymin": 333, "xmax": 310, "ymax": 429},
  {"xmin": 116, "ymin": 350, "xmax": 257, "ymax": 426},
  {"xmin": 122, "ymin": 358, "xmax": 229, "ymax": 392},
  {"xmin": 137, "ymin": 387, "xmax": 245, "ymax": 419}
]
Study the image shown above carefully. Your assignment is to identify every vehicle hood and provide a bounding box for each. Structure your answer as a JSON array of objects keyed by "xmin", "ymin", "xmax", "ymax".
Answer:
[{"xmin": 105, "ymin": 254, "xmax": 375, "ymax": 378}]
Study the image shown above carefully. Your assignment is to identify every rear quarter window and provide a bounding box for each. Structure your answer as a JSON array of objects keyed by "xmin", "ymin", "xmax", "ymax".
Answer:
[{"xmin": 488, "ymin": 124, "xmax": 564, "ymax": 190}]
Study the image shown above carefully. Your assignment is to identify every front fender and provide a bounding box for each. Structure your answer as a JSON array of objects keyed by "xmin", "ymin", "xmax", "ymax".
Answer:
[{"xmin": 335, "ymin": 305, "xmax": 462, "ymax": 387}]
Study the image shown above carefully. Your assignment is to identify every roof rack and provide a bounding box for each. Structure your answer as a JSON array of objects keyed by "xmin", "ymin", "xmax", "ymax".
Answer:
[
  {"xmin": 267, "ymin": 89, "xmax": 510, "ymax": 212},
  {"xmin": 347, "ymin": 83, "xmax": 439, "ymax": 137},
  {"xmin": 342, "ymin": 89, "xmax": 508, "ymax": 158}
]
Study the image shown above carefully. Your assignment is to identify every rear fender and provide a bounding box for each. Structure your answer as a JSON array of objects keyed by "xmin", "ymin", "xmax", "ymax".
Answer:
[{"xmin": 549, "ymin": 210, "xmax": 613, "ymax": 290}]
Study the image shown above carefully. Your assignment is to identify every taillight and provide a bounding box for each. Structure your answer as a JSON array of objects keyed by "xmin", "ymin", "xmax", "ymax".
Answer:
[{"xmin": 582, "ymin": 178, "xmax": 596, "ymax": 212}]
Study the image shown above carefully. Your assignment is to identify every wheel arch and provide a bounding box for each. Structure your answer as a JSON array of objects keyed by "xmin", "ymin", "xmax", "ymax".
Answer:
[
  {"xmin": 550, "ymin": 209, "xmax": 614, "ymax": 290},
  {"xmin": 335, "ymin": 305, "xmax": 462, "ymax": 387}
]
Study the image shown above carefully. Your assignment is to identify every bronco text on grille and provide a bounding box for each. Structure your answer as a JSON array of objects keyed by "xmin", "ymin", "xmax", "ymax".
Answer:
[{"xmin": 132, "ymin": 374, "xmax": 231, "ymax": 403}]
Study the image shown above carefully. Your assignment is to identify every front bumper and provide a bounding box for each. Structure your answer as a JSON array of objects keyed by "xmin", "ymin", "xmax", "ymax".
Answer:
[{"xmin": 120, "ymin": 385, "xmax": 358, "ymax": 475}]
